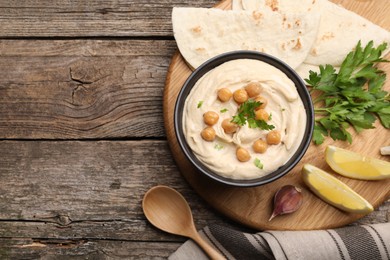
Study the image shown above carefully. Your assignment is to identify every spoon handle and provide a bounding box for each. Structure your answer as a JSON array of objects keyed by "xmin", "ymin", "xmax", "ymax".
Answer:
[{"xmin": 191, "ymin": 232, "xmax": 226, "ymax": 260}]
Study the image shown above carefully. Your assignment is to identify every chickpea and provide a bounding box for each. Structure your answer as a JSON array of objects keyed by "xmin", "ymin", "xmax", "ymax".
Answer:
[
  {"xmin": 221, "ymin": 118, "xmax": 238, "ymax": 134},
  {"xmin": 266, "ymin": 130, "xmax": 281, "ymax": 145},
  {"xmin": 203, "ymin": 111, "xmax": 219, "ymax": 126},
  {"xmin": 253, "ymin": 139, "xmax": 268, "ymax": 153},
  {"xmin": 217, "ymin": 88, "xmax": 232, "ymax": 102},
  {"xmin": 233, "ymin": 89, "xmax": 249, "ymax": 104},
  {"xmin": 255, "ymin": 109, "xmax": 270, "ymax": 121},
  {"xmin": 254, "ymin": 96, "xmax": 268, "ymax": 109},
  {"xmin": 236, "ymin": 147, "xmax": 251, "ymax": 162},
  {"xmin": 245, "ymin": 82, "xmax": 262, "ymax": 97},
  {"xmin": 201, "ymin": 127, "xmax": 216, "ymax": 141}
]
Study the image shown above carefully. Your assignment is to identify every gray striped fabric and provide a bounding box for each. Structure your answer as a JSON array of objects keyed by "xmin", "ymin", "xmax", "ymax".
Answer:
[{"xmin": 169, "ymin": 223, "xmax": 390, "ymax": 260}]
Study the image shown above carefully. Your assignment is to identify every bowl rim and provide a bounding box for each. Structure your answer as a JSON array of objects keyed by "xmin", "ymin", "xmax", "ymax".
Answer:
[{"xmin": 174, "ymin": 50, "xmax": 314, "ymax": 187}]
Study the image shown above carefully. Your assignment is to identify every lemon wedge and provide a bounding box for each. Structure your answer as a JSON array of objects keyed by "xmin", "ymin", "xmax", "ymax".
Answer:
[
  {"xmin": 325, "ymin": 145, "xmax": 390, "ymax": 180},
  {"xmin": 302, "ymin": 164, "xmax": 374, "ymax": 214}
]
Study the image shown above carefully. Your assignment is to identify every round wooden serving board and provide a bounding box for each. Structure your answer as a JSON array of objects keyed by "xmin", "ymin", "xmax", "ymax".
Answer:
[{"xmin": 163, "ymin": 0, "xmax": 390, "ymax": 230}]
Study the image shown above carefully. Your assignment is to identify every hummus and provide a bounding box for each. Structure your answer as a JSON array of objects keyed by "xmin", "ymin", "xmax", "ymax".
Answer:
[{"xmin": 183, "ymin": 59, "xmax": 307, "ymax": 179}]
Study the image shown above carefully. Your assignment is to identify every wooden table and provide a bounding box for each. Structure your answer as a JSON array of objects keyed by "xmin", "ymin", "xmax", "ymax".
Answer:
[{"xmin": 0, "ymin": 0, "xmax": 388, "ymax": 258}]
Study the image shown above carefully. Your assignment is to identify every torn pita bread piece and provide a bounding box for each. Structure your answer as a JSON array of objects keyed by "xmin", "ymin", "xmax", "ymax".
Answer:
[
  {"xmin": 305, "ymin": 0, "xmax": 390, "ymax": 66},
  {"xmin": 232, "ymin": 0, "xmax": 390, "ymax": 67},
  {"xmin": 172, "ymin": 7, "xmax": 320, "ymax": 70}
]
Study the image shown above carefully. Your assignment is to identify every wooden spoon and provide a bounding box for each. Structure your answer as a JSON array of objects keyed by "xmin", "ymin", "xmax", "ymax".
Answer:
[{"xmin": 142, "ymin": 185, "xmax": 225, "ymax": 260}]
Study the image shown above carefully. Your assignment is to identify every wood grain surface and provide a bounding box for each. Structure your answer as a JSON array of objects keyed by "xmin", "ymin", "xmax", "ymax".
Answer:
[
  {"xmin": 0, "ymin": 140, "xmax": 230, "ymax": 258},
  {"xmin": 0, "ymin": 40, "xmax": 178, "ymax": 139},
  {"xmin": 0, "ymin": 0, "xmax": 219, "ymax": 38},
  {"xmin": 0, "ymin": 0, "xmax": 388, "ymax": 258},
  {"xmin": 164, "ymin": 0, "xmax": 390, "ymax": 230}
]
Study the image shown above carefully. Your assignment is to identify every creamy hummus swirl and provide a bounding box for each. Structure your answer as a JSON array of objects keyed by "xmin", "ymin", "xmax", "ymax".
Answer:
[{"xmin": 183, "ymin": 59, "xmax": 307, "ymax": 179}]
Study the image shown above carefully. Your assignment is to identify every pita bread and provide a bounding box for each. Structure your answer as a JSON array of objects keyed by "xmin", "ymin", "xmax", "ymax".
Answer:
[
  {"xmin": 232, "ymin": 0, "xmax": 390, "ymax": 67},
  {"xmin": 241, "ymin": 0, "xmax": 262, "ymax": 10},
  {"xmin": 172, "ymin": 7, "xmax": 320, "ymax": 69},
  {"xmin": 232, "ymin": 0, "xmax": 244, "ymax": 10},
  {"xmin": 233, "ymin": 0, "xmax": 319, "ymax": 13},
  {"xmin": 304, "ymin": 0, "xmax": 390, "ymax": 66}
]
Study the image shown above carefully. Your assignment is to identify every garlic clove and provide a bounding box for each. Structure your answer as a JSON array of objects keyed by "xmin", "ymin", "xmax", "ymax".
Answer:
[{"xmin": 269, "ymin": 185, "xmax": 303, "ymax": 221}]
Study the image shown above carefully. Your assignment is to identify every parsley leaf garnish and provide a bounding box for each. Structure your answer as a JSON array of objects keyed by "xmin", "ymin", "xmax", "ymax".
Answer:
[
  {"xmin": 214, "ymin": 143, "xmax": 224, "ymax": 150},
  {"xmin": 220, "ymin": 108, "xmax": 228, "ymax": 113},
  {"xmin": 305, "ymin": 40, "xmax": 389, "ymax": 145},
  {"xmin": 231, "ymin": 99, "xmax": 275, "ymax": 130},
  {"xmin": 254, "ymin": 158, "xmax": 264, "ymax": 169},
  {"xmin": 197, "ymin": 101, "xmax": 204, "ymax": 108}
]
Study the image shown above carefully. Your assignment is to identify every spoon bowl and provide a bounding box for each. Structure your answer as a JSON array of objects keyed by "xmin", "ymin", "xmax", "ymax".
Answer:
[{"xmin": 142, "ymin": 185, "xmax": 225, "ymax": 260}]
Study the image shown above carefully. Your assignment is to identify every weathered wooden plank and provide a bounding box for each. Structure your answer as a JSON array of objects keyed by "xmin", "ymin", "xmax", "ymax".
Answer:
[
  {"xmin": 0, "ymin": 0, "xmax": 219, "ymax": 37},
  {"xmin": 0, "ymin": 140, "xmax": 209, "ymax": 220},
  {"xmin": 0, "ymin": 39, "xmax": 177, "ymax": 57},
  {"xmin": 0, "ymin": 40, "xmax": 178, "ymax": 139},
  {"xmin": 0, "ymin": 220, "xmax": 214, "ymax": 242},
  {"xmin": 0, "ymin": 238, "xmax": 181, "ymax": 259},
  {"xmin": 0, "ymin": 140, "xmax": 229, "ymax": 240}
]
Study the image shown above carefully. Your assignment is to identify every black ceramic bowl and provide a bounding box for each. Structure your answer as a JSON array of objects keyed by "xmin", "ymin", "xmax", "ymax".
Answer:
[{"xmin": 174, "ymin": 51, "xmax": 314, "ymax": 187}]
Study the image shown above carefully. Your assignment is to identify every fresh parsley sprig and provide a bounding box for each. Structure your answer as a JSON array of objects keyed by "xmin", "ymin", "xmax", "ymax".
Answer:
[
  {"xmin": 305, "ymin": 41, "xmax": 389, "ymax": 145},
  {"xmin": 231, "ymin": 99, "xmax": 275, "ymax": 130}
]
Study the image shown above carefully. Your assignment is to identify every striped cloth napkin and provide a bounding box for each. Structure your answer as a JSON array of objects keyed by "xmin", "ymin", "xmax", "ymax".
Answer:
[{"xmin": 169, "ymin": 223, "xmax": 390, "ymax": 260}]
